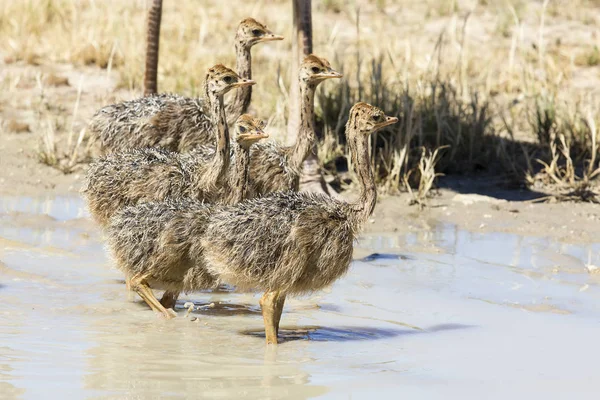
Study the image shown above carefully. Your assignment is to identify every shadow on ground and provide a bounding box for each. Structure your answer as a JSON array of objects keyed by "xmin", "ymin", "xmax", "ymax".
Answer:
[
  {"xmin": 358, "ymin": 253, "xmax": 415, "ymax": 262},
  {"xmin": 241, "ymin": 323, "xmax": 474, "ymax": 343},
  {"xmin": 437, "ymin": 175, "xmax": 546, "ymax": 202}
]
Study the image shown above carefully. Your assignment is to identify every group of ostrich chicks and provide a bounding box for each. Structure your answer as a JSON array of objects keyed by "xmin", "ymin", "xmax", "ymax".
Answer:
[{"xmin": 82, "ymin": 18, "xmax": 397, "ymax": 344}]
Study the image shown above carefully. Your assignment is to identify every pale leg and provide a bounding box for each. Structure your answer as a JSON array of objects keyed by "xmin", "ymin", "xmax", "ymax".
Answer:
[
  {"xmin": 130, "ymin": 275, "xmax": 177, "ymax": 319},
  {"xmin": 272, "ymin": 293, "xmax": 286, "ymax": 336},
  {"xmin": 259, "ymin": 291, "xmax": 286, "ymax": 345}
]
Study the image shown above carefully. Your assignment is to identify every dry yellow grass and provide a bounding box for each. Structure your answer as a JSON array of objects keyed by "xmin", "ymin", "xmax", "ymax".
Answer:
[{"xmin": 1, "ymin": 0, "xmax": 599, "ymax": 200}]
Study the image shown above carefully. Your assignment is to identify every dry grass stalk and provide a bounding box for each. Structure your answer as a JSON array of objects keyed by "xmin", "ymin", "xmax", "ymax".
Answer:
[
  {"xmin": 35, "ymin": 76, "xmax": 89, "ymax": 174},
  {"xmin": 404, "ymin": 146, "xmax": 447, "ymax": 207},
  {"xmin": 37, "ymin": 119, "xmax": 58, "ymax": 168}
]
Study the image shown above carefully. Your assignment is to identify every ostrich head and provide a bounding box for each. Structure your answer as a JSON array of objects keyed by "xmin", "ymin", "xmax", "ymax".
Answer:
[
  {"xmin": 235, "ymin": 114, "xmax": 269, "ymax": 149},
  {"xmin": 204, "ymin": 64, "xmax": 256, "ymax": 98},
  {"xmin": 299, "ymin": 55, "xmax": 343, "ymax": 85},
  {"xmin": 235, "ymin": 18, "xmax": 284, "ymax": 48},
  {"xmin": 346, "ymin": 102, "xmax": 398, "ymax": 136}
]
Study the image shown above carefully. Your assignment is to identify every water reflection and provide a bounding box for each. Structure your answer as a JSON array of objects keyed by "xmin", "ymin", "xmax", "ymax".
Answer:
[
  {"xmin": 82, "ymin": 317, "xmax": 329, "ymax": 399},
  {"xmin": 0, "ymin": 196, "xmax": 88, "ymax": 221},
  {"xmin": 359, "ymin": 223, "xmax": 600, "ymax": 275},
  {"xmin": 358, "ymin": 223, "xmax": 600, "ymax": 315}
]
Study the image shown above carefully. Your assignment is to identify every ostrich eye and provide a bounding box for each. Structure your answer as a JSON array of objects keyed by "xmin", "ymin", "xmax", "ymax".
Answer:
[
  {"xmin": 223, "ymin": 76, "xmax": 233, "ymax": 84},
  {"xmin": 238, "ymin": 125, "xmax": 247, "ymax": 133},
  {"xmin": 373, "ymin": 114, "xmax": 382, "ymax": 121},
  {"xmin": 252, "ymin": 29, "xmax": 262, "ymax": 36},
  {"xmin": 311, "ymin": 66, "xmax": 320, "ymax": 73}
]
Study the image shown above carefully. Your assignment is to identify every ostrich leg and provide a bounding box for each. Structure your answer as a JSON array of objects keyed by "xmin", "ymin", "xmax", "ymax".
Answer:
[
  {"xmin": 129, "ymin": 274, "xmax": 177, "ymax": 319},
  {"xmin": 259, "ymin": 291, "xmax": 287, "ymax": 344}
]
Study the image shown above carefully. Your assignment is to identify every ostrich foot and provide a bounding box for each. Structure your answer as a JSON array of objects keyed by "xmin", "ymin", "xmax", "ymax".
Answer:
[{"xmin": 130, "ymin": 275, "xmax": 177, "ymax": 319}]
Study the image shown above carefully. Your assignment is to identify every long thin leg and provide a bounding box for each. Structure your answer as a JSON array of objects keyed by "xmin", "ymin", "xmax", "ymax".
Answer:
[
  {"xmin": 130, "ymin": 275, "xmax": 177, "ymax": 319},
  {"xmin": 259, "ymin": 291, "xmax": 286, "ymax": 345},
  {"xmin": 260, "ymin": 292, "xmax": 278, "ymax": 344},
  {"xmin": 272, "ymin": 293, "xmax": 286, "ymax": 336},
  {"xmin": 160, "ymin": 290, "xmax": 180, "ymax": 309}
]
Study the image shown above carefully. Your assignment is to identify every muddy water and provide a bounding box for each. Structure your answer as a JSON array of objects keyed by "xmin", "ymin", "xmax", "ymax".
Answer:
[{"xmin": 1, "ymin": 196, "xmax": 599, "ymax": 399}]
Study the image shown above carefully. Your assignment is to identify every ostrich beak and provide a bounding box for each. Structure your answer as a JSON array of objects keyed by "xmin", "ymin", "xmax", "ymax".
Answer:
[
  {"xmin": 259, "ymin": 32, "xmax": 284, "ymax": 42},
  {"xmin": 377, "ymin": 116, "xmax": 399, "ymax": 129},
  {"xmin": 314, "ymin": 68, "xmax": 343, "ymax": 80},
  {"xmin": 238, "ymin": 130, "xmax": 269, "ymax": 142},
  {"xmin": 232, "ymin": 79, "xmax": 256, "ymax": 88}
]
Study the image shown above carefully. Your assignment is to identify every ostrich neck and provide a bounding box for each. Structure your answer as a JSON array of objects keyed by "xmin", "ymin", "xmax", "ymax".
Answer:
[
  {"xmin": 229, "ymin": 141, "xmax": 251, "ymax": 204},
  {"xmin": 208, "ymin": 92, "xmax": 230, "ymax": 183},
  {"xmin": 289, "ymin": 81, "xmax": 317, "ymax": 170},
  {"xmin": 348, "ymin": 133, "xmax": 377, "ymax": 224},
  {"xmin": 225, "ymin": 42, "xmax": 252, "ymax": 122}
]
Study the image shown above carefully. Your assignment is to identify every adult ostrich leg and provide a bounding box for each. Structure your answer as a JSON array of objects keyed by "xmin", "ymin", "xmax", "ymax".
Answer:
[
  {"xmin": 288, "ymin": 0, "xmax": 335, "ymax": 196},
  {"xmin": 143, "ymin": 0, "xmax": 162, "ymax": 96}
]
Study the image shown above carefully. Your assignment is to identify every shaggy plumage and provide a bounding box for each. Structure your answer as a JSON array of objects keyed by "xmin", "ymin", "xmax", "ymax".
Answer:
[
  {"xmin": 201, "ymin": 191, "xmax": 356, "ymax": 294},
  {"xmin": 108, "ymin": 198, "xmax": 216, "ymax": 293},
  {"xmin": 245, "ymin": 141, "xmax": 300, "ymax": 196},
  {"xmin": 106, "ymin": 114, "xmax": 270, "ymax": 318},
  {"xmin": 82, "ymin": 115, "xmax": 268, "ymax": 226},
  {"xmin": 100, "ymin": 114, "xmax": 267, "ymax": 311},
  {"xmin": 89, "ymin": 63, "xmax": 254, "ymax": 155},
  {"xmin": 83, "ymin": 146, "xmax": 210, "ymax": 226},
  {"xmin": 89, "ymin": 18, "xmax": 280, "ymax": 154},
  {"xmin": 200, "ymin": 103, "xmax": 398, "ymax": 295},
  {"xmin": 82, "ymin": 113, "xmax": 267, "ymax": 227},
  {"xmin": 156, "ymin": 114, "xmax": 269, "ymax": 309},
  {"xmin": 90, "ymin": 93, "xmax": 211, "ymax": 154},
  {"xmin": 104, "ymin": 103, "xmax": 398, "ymax": 343},
  {"xmin": 109, "ymin": 191, "xmax": 352, "ymax": 294}
]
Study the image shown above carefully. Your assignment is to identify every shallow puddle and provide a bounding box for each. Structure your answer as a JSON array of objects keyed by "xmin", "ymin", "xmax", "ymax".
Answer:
[{"xmin": 1, "ymin": 196, "xmax": 599, "ymax": 399}]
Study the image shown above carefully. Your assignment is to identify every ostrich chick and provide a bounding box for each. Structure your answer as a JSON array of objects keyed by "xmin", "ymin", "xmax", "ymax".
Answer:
[
  {"xmin": 247, "ymin": 55, "xmax": 342, "ymax": 197},
  {"xmin": 82, "ymin": 66, "xmax": 254, "ymax": 227},
  {"xmin": 200, "ymin": 103, "xmax": 397, "ymax": 344},
  {"xmin": 105, "ymin": 103, "xmax": 397, "ymax": 344},
  {"xmin": 89, "ymin": 18, "xmax": 281, "ymax": 155},
  {"xmin": 160, "ymin": 55, "xmax": 342, "ymax": 197},
  {"xmin": 107, "ymin": 116, "xmax": 269, "ymax": 318},
  {"xmin": 159, "ymin": 114, "xmax": 269, "ymax": 308}
]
